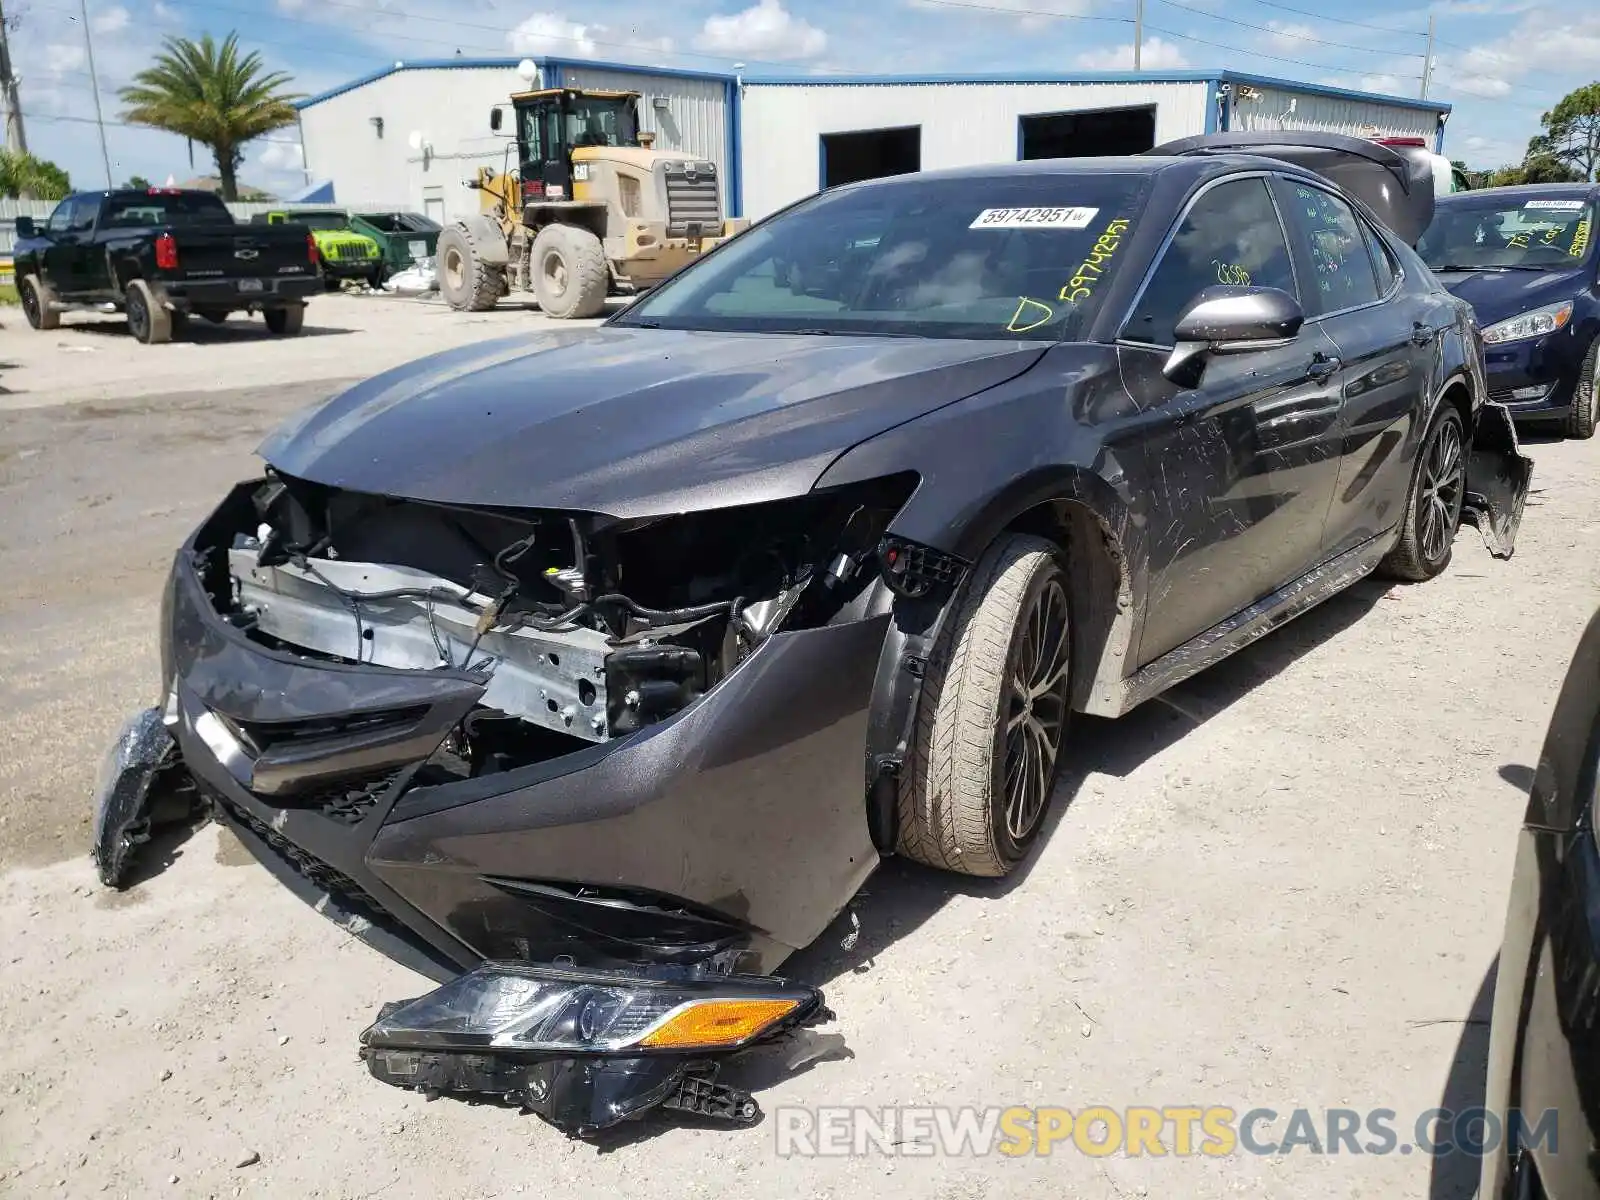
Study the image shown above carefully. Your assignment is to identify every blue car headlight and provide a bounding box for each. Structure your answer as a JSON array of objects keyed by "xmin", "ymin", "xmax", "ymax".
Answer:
[{"xmin": 1481, "ymin": 300, "xmax": 1573, "ymax": 345}]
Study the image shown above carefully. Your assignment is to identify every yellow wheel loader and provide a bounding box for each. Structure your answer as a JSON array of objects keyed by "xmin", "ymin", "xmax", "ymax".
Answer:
[{"xmin": 435, "ymin": 87, "xmax": 749, "ymax": 318}]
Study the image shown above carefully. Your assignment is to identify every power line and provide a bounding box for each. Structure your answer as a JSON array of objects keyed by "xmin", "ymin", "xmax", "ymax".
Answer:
[
  {"xmin": 908, "ymin": 0, "xmax": 1132, "ymax": 23},
  {"xmin": 1149, "ymin": 0, "xmax": 1422, "ymax": 58},
  {"xmin": 1140, "ymin": 21, "xmax": 1420, "ymax": 77},
  {"xmin": 1226, "ymin": 0, "xmax": 1429, "ymax": 37}
]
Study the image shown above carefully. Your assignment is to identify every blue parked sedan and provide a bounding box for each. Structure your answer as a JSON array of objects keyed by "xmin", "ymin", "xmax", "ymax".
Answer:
[{"xmin": 1418, "ymin": 183, "xmax": 1598, "ymax": 439}]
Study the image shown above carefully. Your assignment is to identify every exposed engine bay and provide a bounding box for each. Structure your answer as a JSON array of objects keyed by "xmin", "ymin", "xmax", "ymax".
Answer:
[{"xmin": 202, "ymin": 469, "xmax": 928, "ymax": 781}]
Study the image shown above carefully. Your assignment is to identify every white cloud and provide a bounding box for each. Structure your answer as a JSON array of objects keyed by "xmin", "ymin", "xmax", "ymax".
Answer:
[
  {"xmin": 43, "ymin": 42, "xmax": 87, "ymax": 74},
  {"xmin": 1358, "ymin": 73, "xmax": 1408, "ymax": 94},
  {"xmin": 508, "ymin": 12, "xmax": 599, "ymax": 57},
  {"xmin": 698, "ymin": 0, "xmax": 826, "ymax": 60},
  {"xmin": 1262, "ymin": 20, "xmax": 1319, "ymax": 50},
  {"xmin": 1075, "ymin": 35, "xmax": 1189, "ymax": 70},
  {"xmin": 92, "ymin": 5, "xmax": 130, "ymax": 34},
  {"xmin": 257, "ymin": 141, "xmax": 305, "ymax": 172},
  {"xmin": 907, "ymin": 0, "xmax": 1092, "ymax": 30}
]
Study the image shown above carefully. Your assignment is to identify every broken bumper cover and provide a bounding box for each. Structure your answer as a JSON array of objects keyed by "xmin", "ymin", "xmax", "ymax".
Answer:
[
  {"xmin": 1463, "ymin": 400, "xmax": 1535, "ymax": 559},
  {"xmin": 91, "ymin": 702, "xmax": 200, "ymax": 888},
  {"xmin": 360, "ymin": 961, "xmax": 831, "ymax": 1135}
]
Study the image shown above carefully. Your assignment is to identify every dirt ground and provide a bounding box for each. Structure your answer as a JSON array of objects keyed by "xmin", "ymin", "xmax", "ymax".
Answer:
[{"xmin": 2, "ymin": 292, "xmax": 1598, "ymax": 1199}]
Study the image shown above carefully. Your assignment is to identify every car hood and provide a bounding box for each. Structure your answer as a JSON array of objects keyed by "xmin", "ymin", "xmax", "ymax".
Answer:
[
  {"xmin": 1430, "ymin": 266, "xmax": 1587, "ymax": 327},
  {"xmin": 258, "ymin": 326, "xmax": 1048, "ymax": 518}
]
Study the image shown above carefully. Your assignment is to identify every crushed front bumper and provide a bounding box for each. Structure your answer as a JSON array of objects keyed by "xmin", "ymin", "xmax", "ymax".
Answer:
[
  {"xmin": 1463, "ymin": 400, "xmax": 1535, "ymax": 559},
  {"xmin": 91, "ymin": 490, "xmax": 881, "ymax": 1129}
]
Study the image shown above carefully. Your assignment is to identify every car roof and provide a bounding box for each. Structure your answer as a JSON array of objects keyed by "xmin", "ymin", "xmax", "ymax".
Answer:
[{"xmin": 1440, "ymin": 182, "xmax": 1600, "ymax": 203}]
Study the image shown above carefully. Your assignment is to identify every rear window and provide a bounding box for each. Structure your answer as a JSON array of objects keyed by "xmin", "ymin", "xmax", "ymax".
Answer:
[
  {"xmin": 617, "ymin": 171, "xmax": 1153, "ymax": 342},
  {"xmin": 102, "ymin": 192, "xmax": 234, "ymax": 227}
]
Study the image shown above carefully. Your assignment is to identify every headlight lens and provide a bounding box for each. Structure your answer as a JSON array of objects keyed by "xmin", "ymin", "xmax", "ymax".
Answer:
[
  {"xmin": 1481, "ymin": 301, "xmax": 1574, "ymax": 345},
  {"xmin": 361, "ymin": 962, "xmax": 822, "ymax": 1054}
]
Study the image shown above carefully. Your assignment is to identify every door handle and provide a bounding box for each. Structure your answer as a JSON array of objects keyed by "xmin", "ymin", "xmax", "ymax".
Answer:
[
  {"xmin": 1307, "ymin": 353, "xmax": 1341, "ymax": 381},
  {"xmin": 1410, "ymin": 322, "xmax": 1438, "ymax": 345}
]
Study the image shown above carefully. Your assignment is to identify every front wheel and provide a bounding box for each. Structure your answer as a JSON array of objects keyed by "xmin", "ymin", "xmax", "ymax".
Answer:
[
  {"xmin": 19, "ymin": 274, "xmax": 61, "ymax": 331},
  {"xmin": 530, "ymin": 224, "xmax": 609, "ymax": 319},
  {"xmin": 263, "ymin": 304, "xmax": 305, "ymax": 336},
  {"xmin": 1566, "ymin": 340, "xmax": 1597, "ymax": 440},
  {"xmin": 1379, "ymin": 402, "xmax": 1466, "ymax": 582},
  {"xmin": 897, "ymin": 534, "xmax": 1072, "ymax": 878}
]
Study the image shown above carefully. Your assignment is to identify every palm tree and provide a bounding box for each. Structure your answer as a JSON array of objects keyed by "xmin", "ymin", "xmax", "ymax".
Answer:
[
  {"xmin": 0, "ymin": 150, "xmax": 71, "ymax": 200},
  {"xmin": 119, "ymin": 33, "xmax": 303, "ymax": 201}
]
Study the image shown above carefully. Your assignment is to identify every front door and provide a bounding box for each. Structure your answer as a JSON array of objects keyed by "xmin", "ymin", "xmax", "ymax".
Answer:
[
  {"xmin": 1273, "ymin": 177, "xmax": 1436, "ymax": 558},
  {"xmin": 1118, "ymin": 174, "xmax": 1346, "ymax": 666},
  {"xmin": 40, "ymin": 196, "xmax": 96, "ymax": 295}
]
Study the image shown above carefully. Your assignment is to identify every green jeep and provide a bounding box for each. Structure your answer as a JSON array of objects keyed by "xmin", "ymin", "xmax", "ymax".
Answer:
[{"xmin": 253, "ymin": 210, "xmax": 384, "ymax": 289}]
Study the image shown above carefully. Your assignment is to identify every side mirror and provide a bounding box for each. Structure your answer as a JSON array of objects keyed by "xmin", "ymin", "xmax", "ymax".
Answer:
[
  {"xmin": 489, "ymin": 107, "xmax": 503, "ymax": 133},
  {"xmin": 1163, "ymin": 285, "xmax": 1304, "ymax": 384},
  {"xmin": 14, "ymin": 215, "xmax": 36, "ymax": 238}
]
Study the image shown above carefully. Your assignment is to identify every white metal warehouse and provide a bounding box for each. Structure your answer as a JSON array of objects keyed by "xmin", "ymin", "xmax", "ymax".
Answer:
[{"xmin": 293, "ymin": 59, "xmax": 1452, "ymax": 224}]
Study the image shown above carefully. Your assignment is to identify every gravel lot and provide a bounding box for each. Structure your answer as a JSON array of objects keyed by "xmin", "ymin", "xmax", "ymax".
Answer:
[{"xmin": 2, "ymin": 292, "xmax": 1598, "ymax": 1199}]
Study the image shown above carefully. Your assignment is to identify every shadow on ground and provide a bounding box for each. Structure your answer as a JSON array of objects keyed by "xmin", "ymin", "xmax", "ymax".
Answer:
[
  {"xmin": 51, "ymin": 318, "xmax": 354, "ymax": 343},
  {"xmin": 786, "ymin": 577, "xmax": 1394, "ymax": 990},
  {"xmin": 1428, "ymin": 957, "xmax": 1498, "ymax": 1200}
]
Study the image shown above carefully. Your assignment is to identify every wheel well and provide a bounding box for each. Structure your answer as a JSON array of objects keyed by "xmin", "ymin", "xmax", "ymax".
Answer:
[
  {"xmin": 526, "ymin": 209, "xmax": 607, "ymax": 242},
  {"xmin": 1442, "ymin": 379, "xmax": 1472, "ymax": 431},
  {"xmin": 1003, "ymin": 499, "xmax": 1134, "ymax": 713}
]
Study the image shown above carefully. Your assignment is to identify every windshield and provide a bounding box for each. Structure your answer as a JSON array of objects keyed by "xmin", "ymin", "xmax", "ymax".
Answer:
[
  {"xmin": 1418, "ymin": 195, "xmax": 1595, "ymax": 270},
  {"xmin": 102, "ymin": 192, "xmax": 233, "ymax": 227},
  {"xmin": 566, "ymin": 96, "xmax": 638, "ymax": 147},
  {"xmin": 616, "ymin": 172, "xmax": 1152, "ymax": 341}
]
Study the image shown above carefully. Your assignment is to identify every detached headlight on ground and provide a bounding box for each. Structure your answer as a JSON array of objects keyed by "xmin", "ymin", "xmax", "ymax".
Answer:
[
  {"xmin": 1481, "ymin": 300, "xmax": 1574, "ymax": 345},
  {"xmin": 359, "ymin": 963, "xmax": 831, "ymax": 1136},
  {"xmin": 362, "ymin": 961, "xmax": 821, "ymax": 1053}
]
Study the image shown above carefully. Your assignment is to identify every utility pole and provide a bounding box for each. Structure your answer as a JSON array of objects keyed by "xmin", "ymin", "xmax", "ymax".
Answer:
[
  {"xmin": 0, "ymin": 0, "xmax": 29, "ymax": 154},
  {"xmin": 1133, "ymin": 0, "xmax": 1144, "ymax": 70},
  {"xmin": 79, "ymin": 0, "xmax": 113, "ymax": 186},
  {"xmin": 1419, "ymin": 14, "xmax": 1436, "ymax": 100}
]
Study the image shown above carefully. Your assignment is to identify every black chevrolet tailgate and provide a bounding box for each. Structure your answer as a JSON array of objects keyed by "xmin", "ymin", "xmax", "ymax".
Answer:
[{"xmin": 166, "ymin": 223, "xmax": 316, "ymax": 285}]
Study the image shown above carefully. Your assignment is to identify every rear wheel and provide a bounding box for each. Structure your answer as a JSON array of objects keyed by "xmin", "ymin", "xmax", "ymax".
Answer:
[
  {"xmin": 1566, "ymin": 340, "xmax": 1597, "ymax": 440},
  {"xmin": 530, "ymin": 223, "xmax": 609, "ymax": 320},
  {"xmin": 1379, "ymin": 402, "xmax": 1466, "ymax": 582},
  {"xmin": 435, "ymin": 224, "xmax": 504, "ymax": 312},
  {"xmin": 897, "ymin": 534, "xmax": 1072, "ymax": 878},
  {"xmin": 125, "ymin": 280, "xmax": 171, "ymax": 345},
  {"xmin": 19, "ymin": 274, "xmax": 60, "ymax": 331},
  {"xmin": 263, "ymin": 304, "xmax": 305, "ymax": 336}
]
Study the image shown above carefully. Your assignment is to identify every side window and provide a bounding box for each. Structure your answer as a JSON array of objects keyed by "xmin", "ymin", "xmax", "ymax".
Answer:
[
  {"xmin": 46, "ymin": 199, "xmax": 74, "ymax": 233},
  {"xmin": 1363, "ymin": 220, "xmax": 1399, "ymax": 294},
  {"xmin": 1279, "ymin": 182, "xmax": 1382, "ymax": 315},
  {"xmin": 1122, "ymin": 177, "xmax": 1297, "ymax": 347},
  {"xmin": 67, "ymin": 197, "xmax": 99, "ymax": 232}
]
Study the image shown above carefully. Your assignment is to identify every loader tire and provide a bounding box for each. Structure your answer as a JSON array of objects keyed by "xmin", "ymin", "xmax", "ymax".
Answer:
[
  {"xmin": 1378, "ymin": 402, "xmax": 1465, "ymax": 582},
  {"xmin": 897, "ymin": 534, "xmax": 1072, "ymax": 878},
  {"xmin": 1566, "ymin": 340, "xmax": 1597, "ymax": 440},
  {"xmin": 530, "ymin": 224, "xmax": 609, "ymax": 320},
  {"xmin": 436, "ymin": 224, "xmax": 504, "ymax": 312},
  {"xmin": 20, "ymin": 273, "xmax": 61, "ymax": 331}
]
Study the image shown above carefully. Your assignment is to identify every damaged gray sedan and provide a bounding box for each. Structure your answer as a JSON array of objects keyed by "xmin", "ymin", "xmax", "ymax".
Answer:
[{"xmin": 93, "ymin": 132, "xmax": 1532, "ymax": 1136}]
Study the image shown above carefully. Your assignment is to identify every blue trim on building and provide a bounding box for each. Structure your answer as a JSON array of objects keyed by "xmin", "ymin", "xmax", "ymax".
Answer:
[
  {"xmin": 1204, "ymin": 77, "xmax": 1219, "ymax": 134},
  {"xmin": 726, "ymin": 79, "xmax": 743, "ymax": 217},
  {"xmin": 1214, "ymin": 70, "xmax": 1450, "ymax": 115}
]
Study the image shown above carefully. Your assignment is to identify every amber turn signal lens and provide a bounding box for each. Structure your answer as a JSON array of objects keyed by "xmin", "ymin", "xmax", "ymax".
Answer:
[{"xmin": 637, "ymin": 998, "xmax": 800, "ymax": 1049}]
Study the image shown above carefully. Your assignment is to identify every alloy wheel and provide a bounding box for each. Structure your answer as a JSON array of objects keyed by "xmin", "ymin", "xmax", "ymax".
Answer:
[
  {"xmin": 1002, "ymin": 576, "xmax": 1070, "ymax": 842},
  {"xmin": 1419, "ymin": 416, "xmax": 1465, "ymax": 563}
]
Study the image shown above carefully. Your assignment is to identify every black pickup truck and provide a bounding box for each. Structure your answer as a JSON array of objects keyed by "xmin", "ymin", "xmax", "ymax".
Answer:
[{"xmin": 12, "ymin": 188, "xmax": 322, "ymax": 344}]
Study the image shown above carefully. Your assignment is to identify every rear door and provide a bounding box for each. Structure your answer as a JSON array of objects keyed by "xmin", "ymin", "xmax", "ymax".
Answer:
[
  {"xmin": 1272, "ymin": 176, "xmax": 1434, "ymax": 559},
  {"xmin": 1118, "ymin": 173, "xmax": 1347, "ymax": 666}
]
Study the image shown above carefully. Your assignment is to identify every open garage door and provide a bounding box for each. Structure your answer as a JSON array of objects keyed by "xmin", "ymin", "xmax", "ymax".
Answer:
[
  {"xmin": 1019, "ymin": 106, "xmax": 1157, "ymax": 160},
  {"xmin": 821, "ymin": 126, "xmax": 921, "ymax": 189}
]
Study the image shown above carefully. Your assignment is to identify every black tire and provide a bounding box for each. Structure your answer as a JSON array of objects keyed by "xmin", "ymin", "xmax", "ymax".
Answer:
[
  {"xmin": 125, "ymin": 279, "xmax": 171, "ymax": 345},
  {"xmin": 20, "ymin": 274, "xmax": 60, "ymax": 331},
  {"xmin": 263, "ymin": 304, "xmax": 305, "ymax": 336},
  {"xmin": 530, "ymin": 223, "xmax": 609, "ymax": 319},
  {"xmin": 322, "ymin": 276, "xmax": 343, "ymax": 292},
  {"xmin": 1379, "ymin": 403, "xmax": 1466, "ymax": 582},
  {"xmin": 435, "ymin": 224, "xmax": 504, "ymax": 312},
  {"xmin": 897, "ymin": 534, "xmax": 1072, "ymax": 878},
  {"xmin": 368, "ymin": 265, "xmax": 388, "ymax": 290},
  {"xmin": 1566, "ymin": 340, "xmax": 1597, "ymax": 440}
]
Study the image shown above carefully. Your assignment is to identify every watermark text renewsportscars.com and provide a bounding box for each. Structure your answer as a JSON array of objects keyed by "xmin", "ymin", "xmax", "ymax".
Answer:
[{"xmin": 773, "ymin": 1105, "xmax": 1558, "ymax": 1159}]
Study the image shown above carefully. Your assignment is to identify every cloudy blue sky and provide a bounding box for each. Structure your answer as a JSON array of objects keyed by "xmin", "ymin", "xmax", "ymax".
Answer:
[{"xmin": 11, "ymin": 0, "xmax": 1598, "ymax": 196}]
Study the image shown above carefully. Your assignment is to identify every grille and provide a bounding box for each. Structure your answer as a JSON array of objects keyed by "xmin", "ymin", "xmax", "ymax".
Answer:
[
  {"xmin": 296, "ymin": 772, "xmax": 401, "ymax": 826},
  {"xmin": 324, "ymin": 241, "xmax": 376, "ymax": 262},
  {"xmin": 200, "ymin": 780, "xmax": 393, "ymax": 928},
  {"xmin": 663, "ymin": 162, "xmax": 721, "ymax": 238}
]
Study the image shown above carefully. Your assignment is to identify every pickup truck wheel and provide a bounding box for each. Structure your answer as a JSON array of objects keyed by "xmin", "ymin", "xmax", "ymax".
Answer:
[
  {"xmin": 1379, "ymin": 402, "xmax": 1466, "ymax": 582},
  {"xmin": 436, "ymin": 225, "xmax": 503, "ymax": 312},
  {"xmin": 897, "ymin": 534, "xmax": 1072, "ymax": 878},
  {"xmin": 20, "ymin": 274, "xmax": 60, "ymax": 331},
  {"xmin": 1566, "ymin": 341, "xmax": 1598, "ymax": 440},
  {"xmin": 264, "ymin": 304, "xmax": 305, "ymax": 336},
  {"xmin": 530, "ymin": 224, "xmax": 608, "ymax": 320},
  {"xmin": 125, "ymin": 280, "xmax": 171, "ymax": 345}
]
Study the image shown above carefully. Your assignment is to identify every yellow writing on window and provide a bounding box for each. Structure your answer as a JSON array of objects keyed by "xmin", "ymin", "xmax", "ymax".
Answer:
[
  {"xmin": 1059, "ymin": 217, "xmax": 1132, "ymax": 303},
  {"xmin": 1572, "ymin": 220, "xmax": 1591, "ymax": 259},
  {"xmin": 1007, "ymin": 297, "xmax": 1055, "ymax": 334},
  {"xmin": 1213, "ymin": 260, "xmax": 1251, "ymax": 285}
]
